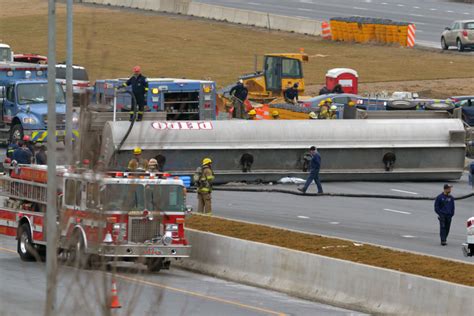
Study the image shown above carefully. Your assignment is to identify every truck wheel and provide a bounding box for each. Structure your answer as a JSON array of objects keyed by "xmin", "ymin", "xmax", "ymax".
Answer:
[
  {"xmin": 17, "ymin": 223, "xmax": 36, "ymax": 261},
  {"xmin": 68, "ymin": 232, "xmax": 89, "ymax": 269},
  {"xmin": 10, "ymin": 123, "xmax": 24, "ymax": 143},
  {"xmin": 146, "ymin": 258, "xmax": 163, "ymax": 273}
]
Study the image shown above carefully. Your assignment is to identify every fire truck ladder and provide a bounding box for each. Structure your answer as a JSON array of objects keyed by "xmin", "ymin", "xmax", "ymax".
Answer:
[{"xmin": 0, "ymin": 176, "xmax": 48, "ymax": 205}]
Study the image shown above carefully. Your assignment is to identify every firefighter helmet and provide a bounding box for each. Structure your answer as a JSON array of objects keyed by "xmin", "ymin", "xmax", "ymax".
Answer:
[
  {"xmin": 248, "ymin": 109, "xmax": 256, "ymax": 116},
  {"xmin": 309, "ymin": 112, "xmax": 317, "ymax": 119},
  {"xmin": 133, "ymin": 147, "xmax": 142, "ymax": 155},
  {"xmin": 202, "ymin": 158, "xmax": 212, "ymax": 166}
]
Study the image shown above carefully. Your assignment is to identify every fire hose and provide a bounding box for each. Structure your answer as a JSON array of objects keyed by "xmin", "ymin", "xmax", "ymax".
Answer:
[{"xmin": 189, "ymin": 186, "xmax": 474, "ymax": 201}]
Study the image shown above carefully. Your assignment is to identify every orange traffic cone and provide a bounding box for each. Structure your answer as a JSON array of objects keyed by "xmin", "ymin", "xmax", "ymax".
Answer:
[{"xmin": 110, "ymin": 278, "xmax": 122, "ymax": 309}]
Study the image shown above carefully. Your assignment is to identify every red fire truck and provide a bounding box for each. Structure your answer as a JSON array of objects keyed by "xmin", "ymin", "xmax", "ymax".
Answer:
[{"xmin": 0, "ymin": 164, "xmax": 191, "ymax": 271}]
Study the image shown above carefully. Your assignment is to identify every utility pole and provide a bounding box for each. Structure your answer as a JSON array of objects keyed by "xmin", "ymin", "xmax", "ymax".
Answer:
[
  {"xmin": 45, "ymin": 0, "xmax": 58, "ymax": 315},
  {"xmin": 65, "ymin": 0, "xmax": 73, "ymax": 164}
]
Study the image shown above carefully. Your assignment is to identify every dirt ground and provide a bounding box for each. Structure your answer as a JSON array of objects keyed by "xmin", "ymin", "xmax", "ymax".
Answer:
[
  {"xmin": 1, "ymin": 0, "xmax": 474, "ymax": 98},
  {"xmin": 187, "ymin": 215, "xmax": 474, "ymax": 286}
]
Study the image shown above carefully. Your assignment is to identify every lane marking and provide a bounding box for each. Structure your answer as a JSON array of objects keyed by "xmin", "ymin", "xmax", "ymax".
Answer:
[
  {"xmin": 0, "ymin": 245, "xmax": 286, "ymax": 316},
  {"xmin": 353, "ymin": 6, "xmax": 367, "ymax": 10},
  {"xmin": 429, "ymin": 8, "xmax": 437, "ymax": 11},
  {"xmin": 409, "ymin": 14, "xmax": 424, "ymax": 17},
  {"xmin": 297, "ymin": 8, "xmax": 314, "ymax": 12},
  {"xmin": 463, "ymin": 12, "xmax": 470, "ymax": 15},
  {"xmin": 447, "ymin": 10, "xmax": 454, "ymax": 13},
  {"xmin": 247, "ymin": 2, "xmax": 261, "ymax": 5},
  {"xmin": 297, "ymin": 216, "xmax": 310, "ymax": 219},
  {"xmin": 397, "ymin": 4, "xmax": 404, "ymax": 7},
  {"xmin": 0, "ymin": 246, "xmax": 16, "ymax": 254},
  {"xmin": 402, "ymin": 235, "xmax": 416, "ymax": 238},
  {"xmin": 329, "ymin": 222, "xmax": 339, "ymax": 225},
  {"xmin": 384, "ymin": 208, "xmax": 411, "ymax": 215},
  {"xmin": 413, "ymin": 6, "xmax": 420, "ymax": 9},
  {"xmin": 381, "ymin": 2, "xmax": 388, "ymax": 5},
  {"xmin": 299, "ymin": 0, "xmax": 313, "ymax": 3},
  {"xmin": 117, "ymin": 274, "xmax": 287, "ymax": 316},
  {"xmin": 390, "ymin": 189, "xmax": 419, "ymax": 195}
]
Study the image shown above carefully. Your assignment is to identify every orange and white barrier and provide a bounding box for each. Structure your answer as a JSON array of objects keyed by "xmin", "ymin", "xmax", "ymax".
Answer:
[
  {"xmin": 321, "ymin": 21, "xmax": 332, "ymax": 40},
  {"xmin": 407, "ymin": 24, "xmax": 416, "ymax": 48}
]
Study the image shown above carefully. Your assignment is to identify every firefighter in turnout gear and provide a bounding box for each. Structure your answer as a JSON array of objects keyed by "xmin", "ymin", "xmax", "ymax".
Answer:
[
  {"xmin": 194, "ymin": 158, "xmax": 215, "ymax": 215},
  {"xmin": 128, "ymin": 147, "xmax": 148, "ymax": 171},
  {"xmin": 122, "ymin": 66, "xmax": 148, "ymax": 121}
]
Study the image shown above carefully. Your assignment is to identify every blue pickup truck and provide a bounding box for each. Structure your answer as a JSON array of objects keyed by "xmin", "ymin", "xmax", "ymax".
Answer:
[{"xmin": 0, "ymin": 62, "xmax": 75, "ymax": 143}]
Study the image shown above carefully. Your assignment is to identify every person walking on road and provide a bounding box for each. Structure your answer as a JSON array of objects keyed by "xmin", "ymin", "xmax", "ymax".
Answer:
[
  {"xmin": 298, "ymin": 146, "xmax": 323, "ymax": 194},
  {"xmin": 194, "ymin": 158, "xmax": 215, "ymax": 215},
  {"xmin": 122, "ymin": 66, "xmax": 148, "ymax": 121},
  {"xmin": 434, "ymin": 184, "xmax": 455, "ymax": 246},
  {"xmin": 229, "ymin": 80, "xmax": 248, "ymax": 119}
]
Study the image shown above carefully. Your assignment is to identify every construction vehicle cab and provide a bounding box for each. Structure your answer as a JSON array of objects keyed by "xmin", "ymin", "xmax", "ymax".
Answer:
[{"xmin": 241, "ymin": 52, "xmax": 308, "ymax": 102}]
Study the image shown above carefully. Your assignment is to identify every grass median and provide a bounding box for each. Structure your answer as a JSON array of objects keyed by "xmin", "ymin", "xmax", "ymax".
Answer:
[
  {"xmin": 186, "ymin": 215, "xmax": 474, "ymax": 287},
  {"xmin": 1, "ymin": 0, "xmax": 474, "ymax": 87}
]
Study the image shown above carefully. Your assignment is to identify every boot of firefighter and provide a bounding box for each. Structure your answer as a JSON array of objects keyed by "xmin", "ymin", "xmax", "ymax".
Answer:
[
  {"xmin": 129, "ymin": 111, "xmax": 135, "ymax": 122},
  {"xmin": 137, "ymin": 112, "xmax": 143, "ymax": 122}
]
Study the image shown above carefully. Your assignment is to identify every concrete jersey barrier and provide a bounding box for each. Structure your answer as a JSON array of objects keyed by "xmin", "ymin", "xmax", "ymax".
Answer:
[
  {"xmin": 179, "ymin": 229, "xmax": 474, "ymax": 316},
  {"xmin": 81, "ymin": 0, "xmax": 322, "ymax": 36}
]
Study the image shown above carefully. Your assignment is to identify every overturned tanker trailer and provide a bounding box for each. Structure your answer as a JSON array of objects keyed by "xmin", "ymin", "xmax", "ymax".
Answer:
[{"xmin": 98, "ymin": 119, "xmax": 466, "ymax": 183}]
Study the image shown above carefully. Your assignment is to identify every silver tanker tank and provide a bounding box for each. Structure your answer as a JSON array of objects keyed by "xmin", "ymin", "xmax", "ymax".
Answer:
[{"xmin": 99, "ymin": 119, "xmax": 466, "ymax": 183}]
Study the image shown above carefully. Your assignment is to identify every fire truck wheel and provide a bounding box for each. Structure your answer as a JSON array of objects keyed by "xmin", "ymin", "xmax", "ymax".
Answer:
[
  {"xmin": 68, "ymin": 232, "xmax": 90, "ymax": 269},
  {"xmin": 146, "ymin": 258, "xmax": 163, "ymax": 273},
  {"xmin": 17, "ymin": 223, "xmax": 36, "ymax": 261}
]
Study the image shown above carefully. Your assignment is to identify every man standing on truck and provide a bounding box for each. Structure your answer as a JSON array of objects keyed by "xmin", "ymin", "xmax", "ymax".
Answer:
[
  {"xmin": 434, "ymin": 184, "xmax": 455, "ymax": 246},
  {"xmin": 229, "ymin": 80, "xmax": 248, "ymax": 119},
  {"xmin": 284, "ymin": 83, "xmax": 299, "ymax": 105},
  {"xmin": 298, "ymin": 146, "xmax": 323, "ymax": 194},
  {"xmin": 122, "ymin": 66, "xmax": 148, "ymax": 121},
  {"xmin": 194, "ymin": 158, "xmax": 215, "ymax": 215}
]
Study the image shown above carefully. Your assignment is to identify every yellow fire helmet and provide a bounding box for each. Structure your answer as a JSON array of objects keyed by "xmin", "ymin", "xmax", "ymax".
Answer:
[
  {"xmin": 133, "ymin": 147, "xmax": 142, "ymax": 155},
  {"xmin": 272, "ymin": 110, "xmax": 279, "ymax": 117},
  {"xmin": 202, "ymin": 158, "xmax": 212, "ymax": 165},
  {"xmin": 309, "ymin": 112, "xmax": 317, "ymax": 119},
  {"xmin": 325, "ymin": 98, "xmax": 333, "ymax": 103},
  {"xmin": 318, "ymin": 101, "xmax": 325, "ymax": 107},
  {"xmin": 248, "ymin": 109, "xmax": 257, "ymax": 116},
  {"xmin": 348, "ymin": 101, "xmax": 355, "ymax": 107}
]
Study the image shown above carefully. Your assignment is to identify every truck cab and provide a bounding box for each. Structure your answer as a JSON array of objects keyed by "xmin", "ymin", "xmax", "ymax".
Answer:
[
  {"xmin": 0, "ymin": 62, "xmax": 70, "ymax": 143},
  {"xmin": 0, "ymin": 44, "xmax": 13, "ymax": 62}
]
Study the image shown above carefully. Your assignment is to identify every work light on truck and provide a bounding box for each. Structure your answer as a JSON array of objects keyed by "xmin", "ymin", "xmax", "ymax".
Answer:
[{"xmin": 23, "ymin": 117, "xmax": 37, "ymax": 124}]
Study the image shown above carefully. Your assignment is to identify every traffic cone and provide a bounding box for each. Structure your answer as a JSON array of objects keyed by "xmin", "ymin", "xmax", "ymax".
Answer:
[{"xmin": 110, "ymin": 278, "xmax": 122, "ymax": 309}]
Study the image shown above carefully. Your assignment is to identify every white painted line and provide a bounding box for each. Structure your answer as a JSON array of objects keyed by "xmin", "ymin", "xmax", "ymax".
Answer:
[
  {"xmin": 447, "ymin": 10, "xmax": 454, "ymax": 13},
  {"xmin": 381, "ymin": 2, "xmax": 388, "ymax": 5},
  {"xmin": 463, "ymin": 12, "xmax": 470, "ymax": 15},
  {"xmin": 297, "ymin": 8, "xmax": 314, "ymax": 12},
  {"xmin": 391, "ymin": 189, "xmax": 419, "ymax": 195},
  {"xmin": 299, "ymin": 0, "xmax": 314, "ymax": 3},
  {"xmin": 397, "ymin": 4, "xmax": 404, "ymax": 7},
  {"xmin": 409, "ymin": 14, "xmax": 424, "ymax": 17},
  {"xmin": 353, "ymin": 6, "xmax": 367, "ymax": 10},
  {"xmin": 429, "ymin": 8, "xmax": 437, "ymax": 11},
  {"xmin": 402, "ymin": 235, "xmax": 416, "ymax": 238},
  {"xmin": 413, "ymin": 6, "xmax": 420, "ymax": 9},
  {"xmin": 384, "ymin": 208, "xmax": 412, "ymax": 215},
  {"xmin": 329, "ymin": 222, "xmax": 340, "ymax": 225},
  {"xmin": 297, "ymin": 216, "xmax": 310, "ymax": 219},
  {"xmin": 247, "ymin": 2, "xmax": 261, "ymax": 5}
]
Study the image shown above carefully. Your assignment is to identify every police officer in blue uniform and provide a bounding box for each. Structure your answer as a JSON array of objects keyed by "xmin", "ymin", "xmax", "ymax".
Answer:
[{"xmin": 434, "ymin": 184, "xmax": 455, "ymax": 246}]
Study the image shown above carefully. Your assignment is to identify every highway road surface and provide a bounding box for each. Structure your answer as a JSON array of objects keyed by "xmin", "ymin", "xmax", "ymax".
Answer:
[
  {"xmin": 188, "ymin": 174, "xmax": 474, "ymax": 262},
  {"xmin": 196, "ymin": 0, "xmax": 474, "ymax": 48},
  {"xmin": 0, "ymin": 236, "xmax": 364, "ymax": 316}
]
